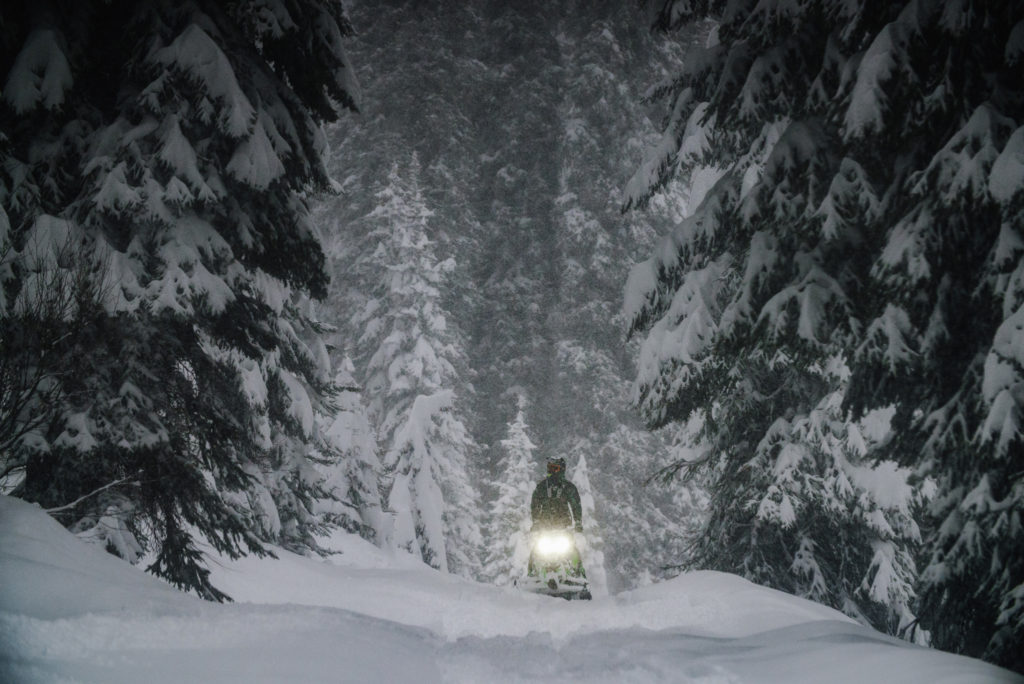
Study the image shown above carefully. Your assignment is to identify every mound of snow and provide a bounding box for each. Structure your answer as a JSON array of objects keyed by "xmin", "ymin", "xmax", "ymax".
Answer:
[
  {"xmin": 0, "ymin": 496, "xmax": 187, "ymax": 619},
  {"xmin": 1, "ymin": 496, "xmax": 1020, "ymax": 683},
  {"xmin": 208, "ymin": 534, "xmax": 852, "ymax": 642}
]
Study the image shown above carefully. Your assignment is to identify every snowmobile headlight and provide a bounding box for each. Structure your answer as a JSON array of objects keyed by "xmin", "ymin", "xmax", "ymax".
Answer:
[{"xmin": 535, "ymin": 531, "xmax": 572, "ymax": 558}]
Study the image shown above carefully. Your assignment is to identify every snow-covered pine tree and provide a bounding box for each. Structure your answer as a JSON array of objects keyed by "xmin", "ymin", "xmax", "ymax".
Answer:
[
  {"xmin": 840, "ymin": 5, "xmax": 1024, "ymax": 667},
  {"xmin": 315, "ymin": 356, "xmax": 383, "ymax": 542},
  {"xmin": 570, "ymin": 453, "xmax": 608, "ymax": 597},
  {"xmin": 355, "ymin": 156, "xmax": 482, "ymax": 576},
  {"xmin": 254, "ymin": 298, "xmax": 365, "ymax": 555},
  {"xmin": 623, "ymin": 0, "xmax": 911, "ymax": 636},
  {"xmin": 628, "ymin": 0, "xmax": 1024, "ymax": 669},
  {"xmin": 0, "ymin": 226, "xmax": 103, "ymax": 491},
  {"xmin": 1, "ymin": 0, "xmax": 359, "ymax": 599},
  {"xmin": 482, "ymin": 396, "xmax": 537, "ymax": 586},
  {"xmin": 741, "ymin": 376, "xmax": 923, "ymax": 640},
  {"xmin": 314, "ymin": 0, "xmax": 707, "ymax": 591}
]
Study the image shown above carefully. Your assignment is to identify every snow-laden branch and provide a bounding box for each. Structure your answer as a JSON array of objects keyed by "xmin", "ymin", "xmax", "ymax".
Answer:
[{"xmin": 45, "ymin": 474, "xmax": 141, "ymax": 515}]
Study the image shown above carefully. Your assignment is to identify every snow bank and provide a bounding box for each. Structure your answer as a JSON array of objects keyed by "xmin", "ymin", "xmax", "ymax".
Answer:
[
  {"xmin": 0, "ymin": 496, "xmax": 185, "ymax": 620},
  {"xmin": 2, "ymin": 496, "xmax": 1020, "ymax": 683},
  {"xmin": 0, "ymin": 497, "xmax": 441, "ymax": 684},
  {"xmin": 206, "ymin": 524, "xmax": 849, "ymax": 643}
]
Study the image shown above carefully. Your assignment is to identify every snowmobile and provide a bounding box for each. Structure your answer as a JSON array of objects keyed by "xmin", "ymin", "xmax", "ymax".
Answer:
[{"xmin": 520, "ymin": 526, "xmax": 591, "ymax": 600}]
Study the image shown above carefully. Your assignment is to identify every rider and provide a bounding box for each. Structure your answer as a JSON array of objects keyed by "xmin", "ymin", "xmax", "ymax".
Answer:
[
  {"xmin": 530, "ymin": 457, "xmax": 583, "ymax": 533},
  {"xmin": 528, "ymin": 457, "xmax": 585, "ymax": 581},
  {"xmin": 527, "ymin": 457, "xmax": 588, "ymax": 593}
]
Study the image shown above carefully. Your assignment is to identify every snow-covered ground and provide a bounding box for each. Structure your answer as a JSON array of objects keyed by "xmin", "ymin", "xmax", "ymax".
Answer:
[{"xmin": 1, "ymin": 496, "xmax": 1020, "ymax": 684}]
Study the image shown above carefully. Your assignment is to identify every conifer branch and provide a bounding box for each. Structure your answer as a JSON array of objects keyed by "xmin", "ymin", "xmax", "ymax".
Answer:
[{"xmin": 45, "ymin": 474, "xmax": 142, "ymax": 515}]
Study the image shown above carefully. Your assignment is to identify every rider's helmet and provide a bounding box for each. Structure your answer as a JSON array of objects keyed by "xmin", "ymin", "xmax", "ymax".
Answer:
[{"xmin": 546, "ymin": 457, "xmax": 567, "ymax": 476}]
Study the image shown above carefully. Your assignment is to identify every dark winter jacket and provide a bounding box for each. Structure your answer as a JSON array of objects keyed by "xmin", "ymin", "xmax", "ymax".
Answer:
[{"xmin": 530, "ymin": 473, "xmax": 582, "ymax": 531}]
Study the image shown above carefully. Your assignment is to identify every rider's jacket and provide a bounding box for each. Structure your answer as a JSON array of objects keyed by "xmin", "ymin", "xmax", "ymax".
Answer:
[{"xmin": 530, "ymin": 474, "xmax": 582, "ymax": 531}]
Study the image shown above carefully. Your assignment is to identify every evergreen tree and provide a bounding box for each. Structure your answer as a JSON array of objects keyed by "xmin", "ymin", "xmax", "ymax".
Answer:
[
  {"xmin": 569, "ymin": 453, "xmax": 608, "ymax": 597},
  {"xmin": 483, "ymin": 396, "xmax": 537, "ymax": 586},
  {"xmin": 741, "ymin": 381, "xmax": 923, "ymax": 639},
  {"xmin": 842, "ymin": 15, "xmax": 1024, "ymax": 663},
  {"xmin": 0, "ymin": 227, "xmax": 100, "ymax": 490},
  {"xmin": 354, "ymin": 156, "xmax": 482, "ymax": 576},
  {"xmin": 314, "ymin": 356, "xmax": 384, "ymax": 542},
  {"xmin": 1, "ymin": 0, "xmax": 359, "ymax": 599},
  {"xmin": 315, "ymin": 0, "xmax": 707, "ymax": 591},
  {"xmin": 628, "ymin": 0, "xmax": 1024, "ymax": 669}
]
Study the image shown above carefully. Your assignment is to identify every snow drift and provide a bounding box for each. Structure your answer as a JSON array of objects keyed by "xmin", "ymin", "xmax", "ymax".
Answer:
[{"xmin": 0, "ymin": 496, "xmax": 1019, "ymax": 683}]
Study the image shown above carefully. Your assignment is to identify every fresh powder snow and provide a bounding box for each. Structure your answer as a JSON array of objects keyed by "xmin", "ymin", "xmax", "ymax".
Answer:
[{"xmin": 2, "ymin": 496, "xmax": 1020, "ymax": 684}]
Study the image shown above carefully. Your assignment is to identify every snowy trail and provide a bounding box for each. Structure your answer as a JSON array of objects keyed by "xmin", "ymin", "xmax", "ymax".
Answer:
[{"xmin": 2, "ymin": 497, "xmax": 1020, "ymax": 684}]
